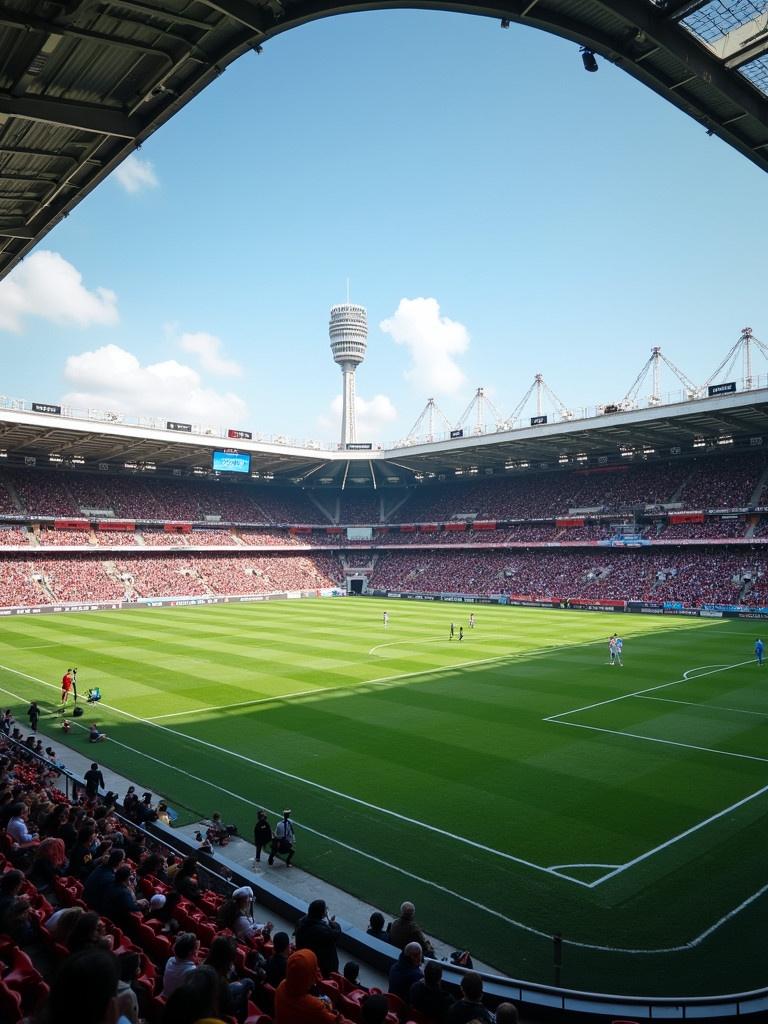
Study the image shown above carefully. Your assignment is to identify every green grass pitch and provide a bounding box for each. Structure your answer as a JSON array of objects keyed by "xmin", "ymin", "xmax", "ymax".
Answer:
[{"xmin": 1, "ymin": 598, "xmax": 766, "ymax": 997}]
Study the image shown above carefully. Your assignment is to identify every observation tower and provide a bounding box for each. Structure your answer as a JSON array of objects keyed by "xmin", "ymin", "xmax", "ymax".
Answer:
[{"xmin": 329, "ymin": 302, "xmax": 368, "ymax": 447}]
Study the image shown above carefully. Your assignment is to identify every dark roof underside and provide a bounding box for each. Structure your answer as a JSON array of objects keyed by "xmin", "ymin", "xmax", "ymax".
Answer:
[{"xmin": 0, "ymin": 0, "xmax": 767, "ymax": 279}]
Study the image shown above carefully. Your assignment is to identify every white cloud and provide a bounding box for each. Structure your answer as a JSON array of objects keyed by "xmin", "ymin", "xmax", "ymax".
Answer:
[
  {"xmin": 319, "ymin": 393, "xmax": 398, "ymax": 440},
  {"xmin": 380, "ymin": 297, "xmax": 469, "ymax": 395},
  {"xmin": 114, "ymin": 154, "xmax": 159, "ymax": 195},
  {"xmin": 63, "ymin": 344, "xmax": 247, "ymax": 425},
  {"xmin": 0, "ymin": 251, "xmax": 118, "ymax": 333},
  {"xmin": 178, "ymin": 331, "xmax": 242, "ymax": 377}
]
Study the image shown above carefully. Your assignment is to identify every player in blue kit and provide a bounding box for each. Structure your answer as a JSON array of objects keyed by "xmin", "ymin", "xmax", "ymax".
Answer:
[
  {"xmin": 755, "ymin": 638, "xmax": 764, "ymax": 665},
  {"xmin": 615, "ymin": 636, "xmax": 623, "ymax": 666}
]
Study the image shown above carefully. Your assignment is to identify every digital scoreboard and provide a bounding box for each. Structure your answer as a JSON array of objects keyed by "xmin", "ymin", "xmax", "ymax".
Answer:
[{"xmin": 212, "ymin": 450, "xmax": 251, "ymax": 474}]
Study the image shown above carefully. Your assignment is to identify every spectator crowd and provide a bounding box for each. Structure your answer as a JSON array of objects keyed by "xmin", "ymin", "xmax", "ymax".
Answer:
[{"xmin": 0, "ymin": 736, "xmax": 518, "ymax": 1024}]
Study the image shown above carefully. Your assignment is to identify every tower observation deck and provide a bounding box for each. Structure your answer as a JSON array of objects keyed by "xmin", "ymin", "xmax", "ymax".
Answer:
[{"xmin": 329, "ymin": 303, "xmax": 368, "ymax": 447}]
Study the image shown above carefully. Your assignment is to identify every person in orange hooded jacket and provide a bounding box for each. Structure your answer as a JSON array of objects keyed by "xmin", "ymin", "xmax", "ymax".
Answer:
[{"xmin": 275, "ymin": 948, "xmax": 339, "ymax": 1024}]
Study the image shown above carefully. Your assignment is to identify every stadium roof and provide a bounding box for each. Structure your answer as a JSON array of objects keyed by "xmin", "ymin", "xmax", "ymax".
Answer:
[
  {"xmin": 1, "ymin": 0, "xmax": 768, "ymax": 280},
  {"xmin": 1, "ymin": 385, "xmax": 767, "ymax": 485}
]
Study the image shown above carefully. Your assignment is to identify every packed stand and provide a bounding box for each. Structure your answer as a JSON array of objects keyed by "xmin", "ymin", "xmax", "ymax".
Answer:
[
  {"xmin": 675, "ymin": 452, "xmax": 767, "ymax": 509},
  {"xmin": 238, "ymin": 555, "xmax": 343, "ymax": 593},
  {"xmin": 0, "ymin": 478, "xmax": 19, "ymax": 515},
  {"xmin": 564, "ymin": 462, "xmax": 684, "ymax": 510},
  {"xmin": 65, "ymin": 474, "xmax": 158, "ymax": 520},
  {"xmin": 0, "ymin": 738, "xmax": 477, "ymax": 1024},
  {"xmin": 141, "ymin": 531, "xmax": 190, "ymax": 547},
  {"xmin": 338, "ymin": 494, "xmax": 381, "ymax": 524},
  {"xmin": 370, "ymin": 548, "xmax": 768, "ymax": 606},
  {"xmin": 189, "ymin": 531, "xmax": 239, "ymax": 546},
  {"xmin": 115, "ymin": 557, "xmax": 208, "ymax": 598},
  {"xmin": 37, "ymin": 529, "xmax": 93, "ymax": 547},
  {"xmin": 236, "ymin": 530, "xmax": 303, "ymax": 547},
  {"xmin": 655, "ymin": 517, "xmax": 748, "ymax": 539},
  {"xmin": 3, "ymin": 470, "xmax": 80, "ymax": 517},
  {"xmin": 43, "ymin": 559, "xmax": 127, "ymax": 605},
  {"xmin": 0, "ymin": 561, "xmax": 50, "ymax": 607},
  {"xmin": 92, "ymin": 532, "xmax": 142, "ymax": 546},
  {"xmin": 0, "ymin": 527, "xmax": 28, "ymax": 546}
]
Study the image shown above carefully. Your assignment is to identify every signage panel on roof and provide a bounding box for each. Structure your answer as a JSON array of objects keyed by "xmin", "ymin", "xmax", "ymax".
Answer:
[
  {"xmin": 167, "ymin": 421, "xmax": 192, "ymax": 432},
  {"xmin": 32, "ymin": 402, "xmax": 61, "ymax": 415},
  {"xmin": 708, "ymin": 382, "xmax": 737, "ymax": 396}
]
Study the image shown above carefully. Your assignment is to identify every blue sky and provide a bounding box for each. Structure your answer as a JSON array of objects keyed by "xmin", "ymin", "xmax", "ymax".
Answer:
[{"xmin": 1, "ymin": 10, "xmax": 766, "ymax": 446}]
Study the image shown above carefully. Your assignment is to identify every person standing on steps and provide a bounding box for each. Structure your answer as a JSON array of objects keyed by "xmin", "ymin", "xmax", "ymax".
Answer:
[
  {"xmin": 27, "ymin": 701, "xmax": 40, "ymax": 732},
  {"xmin": 253, "ymin": 810, "xmax": 273, "ymax": 864},
  {"xmin": 268, "ymin": 809, "xmax": 295, "ymax": 867}
]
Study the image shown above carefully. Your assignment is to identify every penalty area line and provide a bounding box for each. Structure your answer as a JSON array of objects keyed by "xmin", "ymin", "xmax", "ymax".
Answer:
[{"xmin": 544, "ymin": 658, "xmax": 756, "ymax": 723}]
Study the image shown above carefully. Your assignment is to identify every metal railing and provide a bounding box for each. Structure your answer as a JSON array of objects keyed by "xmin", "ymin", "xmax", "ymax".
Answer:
[{"xmin": 2, "ymin": 374, "xmax": 767, "ymax": 454}]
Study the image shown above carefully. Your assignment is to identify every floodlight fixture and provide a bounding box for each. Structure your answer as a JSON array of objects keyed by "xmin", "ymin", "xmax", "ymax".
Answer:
[{"xmin": 580, "ymin": 47, "xmax": 598, "ymax": 72}]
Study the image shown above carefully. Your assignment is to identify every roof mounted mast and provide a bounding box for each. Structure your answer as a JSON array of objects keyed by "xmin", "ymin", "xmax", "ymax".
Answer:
[
  {"xmin": 705, "ymin": 328, "xmax": 768, "ymax": 391},
  {"xmin": 456, "ymin": 387, "xmax": 505, "ymax": 435},
  {"xmin": 403, "ymin": 398, "xmax": 452, "ymax": 444},
  {"xmin": 622, "ymin": 347, "xmax": 699, "ymax": 407},
  {"xmin": 506, "ymin": 374, "xmax": 572, "ymax": 426}
]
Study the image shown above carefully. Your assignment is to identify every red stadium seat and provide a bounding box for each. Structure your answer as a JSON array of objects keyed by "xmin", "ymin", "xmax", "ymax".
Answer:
[
  {"xmin": 385, "ymin": 991, "xmax": 407, "ymax": 1017},
  {"xmin": 337, "ymin": 992, "xmax": 363, "ymax": 1022},
  {"xmin": 318, "ymin": 978, "xmax": 340, "ymax": 1005}
]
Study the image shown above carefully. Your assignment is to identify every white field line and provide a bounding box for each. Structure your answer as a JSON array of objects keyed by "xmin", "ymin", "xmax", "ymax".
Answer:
[
  {"xmin": 682, "ymin": 665, "xmax": 730, "ymax": 679},
  {"xmin": 152, "ymin": 634, "xmax": 611, "ymax": 721},
  {"xmin": 544, "ymin": 657, "xmax": 768, "ymax": 887},
  {"xmin": 0, "ymin": 662, "xmax": 590, "ymax": 888},
  {"xmin": 638, "ymin": 695, "xmax": 768, "ymax": 718},
  {"xmin": 548, "ymin": 862, "xmax": 620, "ymax": 870},
  {"xmin": 367, "ymin": 633, "xmax": 567, "ymax": 656},
  {"xmin": 590, "ymin": 773, "xmax": 768, "ymax": 888},
  {"xmin": 543, "ymin": 659, "xmax": 756, "ymax": 722},
  {"xmin": 550, "ymin": 719, "xmax": 768, "ymax": 767},
  {"xmin": 2, "ymin": 676, "xmax": 768, "ymax": 954}
]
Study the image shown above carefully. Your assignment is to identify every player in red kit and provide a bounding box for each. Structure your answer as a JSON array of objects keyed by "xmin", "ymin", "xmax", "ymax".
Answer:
[{"xmin": 60, "ymin": 670, "xmax": 73, "ymax": 709}]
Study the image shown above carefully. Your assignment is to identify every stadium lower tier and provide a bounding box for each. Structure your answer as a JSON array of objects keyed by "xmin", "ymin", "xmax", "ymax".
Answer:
[{"xmin": 0, "ymin": 547, "xmax": 765, "ymax": 608}]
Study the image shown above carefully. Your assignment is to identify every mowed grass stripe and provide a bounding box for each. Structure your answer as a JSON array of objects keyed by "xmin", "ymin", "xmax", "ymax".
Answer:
[{"xmin": 1, "ymin": 603, "xmax": 765, "ymax": 994}]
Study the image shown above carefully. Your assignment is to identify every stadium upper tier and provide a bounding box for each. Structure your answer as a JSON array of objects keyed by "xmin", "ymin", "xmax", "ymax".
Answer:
[{"xmin": 0, "ymin": 449, "xmax": 766, "ymax": 525}]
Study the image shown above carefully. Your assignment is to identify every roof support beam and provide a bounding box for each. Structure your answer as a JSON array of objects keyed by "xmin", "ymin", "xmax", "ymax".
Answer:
[
  {"xmin": 199, "ymin": 0, "xmax": 266, "ymax": 33},
  {"xmin": 591, "ymin": 0, "xmax": 768, "ymax": 130},
  {"xmin": 0, "ymin": 93, "xmax": 141, "ymax": 137},
  {"xmin": 722, "ymin": 26, "xmax": 768, "ymax": 69},
  {"xmin": 0, "ymin": 222, "xmax": 35, "ymax": 238}
]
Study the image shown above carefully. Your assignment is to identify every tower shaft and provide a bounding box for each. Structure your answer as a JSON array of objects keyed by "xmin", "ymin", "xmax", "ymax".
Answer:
[{"xmin": 340, "ymin": 363, "xmax": 357, "ymax": 445}]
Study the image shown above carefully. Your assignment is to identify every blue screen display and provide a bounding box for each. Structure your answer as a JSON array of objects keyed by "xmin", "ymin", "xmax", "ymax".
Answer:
[{"xmin": 212, "ymin": 451, "xmax": 251, "ymax": 474}]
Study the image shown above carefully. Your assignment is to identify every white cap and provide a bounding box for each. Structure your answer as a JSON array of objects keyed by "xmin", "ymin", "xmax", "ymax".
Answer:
[
  {"xmin": 233, "ymin": 886, "xmax": 253, "ymax": 900},
  {"xmin": 150, "ymin": 894, "xmax": 166, "ymax": 909}
]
